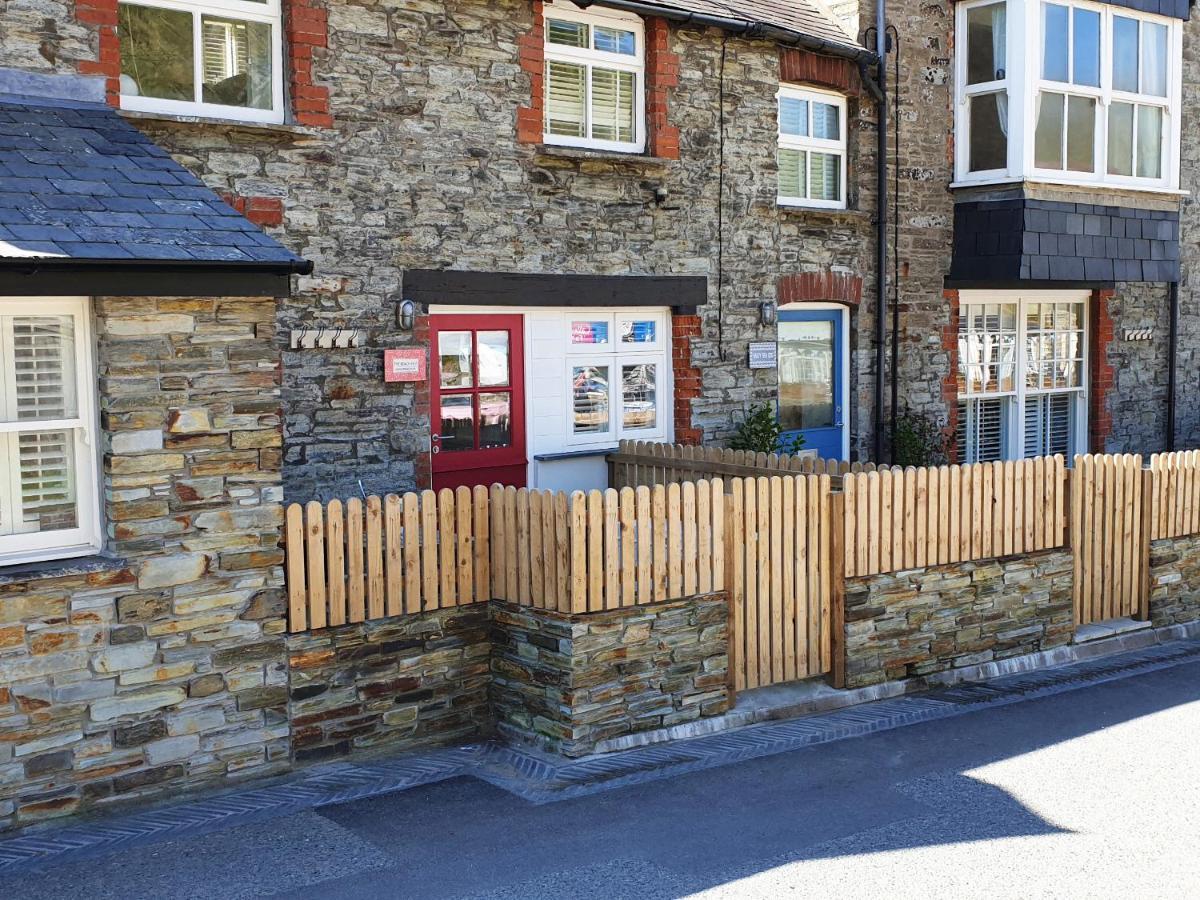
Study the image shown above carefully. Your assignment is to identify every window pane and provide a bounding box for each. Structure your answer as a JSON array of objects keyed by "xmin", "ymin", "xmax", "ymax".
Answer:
[
  {"xmin": 15, "ymin": 430, "xmax": 77, "ymax": 534},
  {"xmin": 1107, "ymin": 101, "xmax": 1135, "ymax": 176},
  {"xmin": 477, "ymin": 331, "xmax": 509, "ymax": 387},
  {"xmin": 593, "ymin": 25, "xmax": 635, "ymax": 55},
  {"xmin": 9, "ymin": 316, "xmax": 77, "ymax": 423},
  {"xmin": 966, "ymin": 2, "xmax": 1006, "ymax": 85},
  {"xmin": 200, "ymin": 16, "xmax": 272, "ymax": 109},
  {"xmin": 590, "ymin": 67, "xmax": 635, "ymax": 143},
  {"xmin": 478, "ymin": 393, "xmax": 512, "ymax": 449},
  {"xmin": 778, "ymin": 148, "xmax": 806, "ymax": 198},
  {"xmin": 1072, "ymin": 8, "xmax": 1100, "ymax": 87},
  {"xmin": 620, "ymin": 320, "xmax": 656, "ymax": 343},
  {"xmin": 1112, "ymin": 16, "xmax": 1139, "ymax": 93},
  {"xmin": 778, "ymin": 320, "xmax": 835, "ymax": 430},
  {"xmin": 779, "ymin": 96, "xmax": 808, "ymax": 136},
  {"xmin": 438, "ymin": 331, "xmax": 472, "ymax": 388},
  {"xmin": 573, "ymin": 366, "xmax": 610, "ymax": 434},
  {"xmin": 1034, "ymin": 91, "xmax": 1065, "ymax": 169},
  {"xmin": 546, "ymin": 61, "xmax": 586, "ymax": 137},
  {"xmin": 1136, "ymin": 105, "xmax": 1163, "ymax": 179},
  {"xmin": 809, "ymin": 153, "xmax": 841, "ymax": 202},
  {"xmin": 1042, "ymin": 3, "xmax": 1069, "ymax": 82},
  {"xmin": 1142, "ymin": 22, "xmax": 1168, "ymax": 96},
  {"xmin": 438, "ymin": 396, "xmax": 474, "ymax": 452},
  {"xmin": 571, "ymin": 321, "xmax": 609, "ymax": 345},
  {"xmin": 622, "ymin": 364, "xmax": 656, "ymax": 430},
  {"xmin": 118, "ymin": 3, "xmax": 195, "ymax": 102},
  {"xmin": 969, "ymin": 93, "xmax": 1008, "ymax": 172},
  {"xmin": 1066, "ymin": 95, "xmax": 1095, "ymax": 172},
  {"xmin": 547, "ymin": 19, "xmax": 588, "ymax": 47},
  {"xmin": 812, "ymin": 102, "xmax": 840, "ymax": 140}
]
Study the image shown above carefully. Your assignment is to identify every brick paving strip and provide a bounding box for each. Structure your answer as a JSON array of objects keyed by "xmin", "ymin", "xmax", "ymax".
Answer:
[{"xmin": 2, "ymin": 635, "xmax": 1199, "ymax": 875}]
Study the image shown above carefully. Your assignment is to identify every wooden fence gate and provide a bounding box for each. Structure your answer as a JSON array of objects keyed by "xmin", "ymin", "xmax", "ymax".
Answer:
[
  {"xmin": 1071, "ymin": 453, "xmax": 1149, "ymax": 625},
  {"xmin": 724, "ymin": 475, "xmax": 835, "ymax": 691}
]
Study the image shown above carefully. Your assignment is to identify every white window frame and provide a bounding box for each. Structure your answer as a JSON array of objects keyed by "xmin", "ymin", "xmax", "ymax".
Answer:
[
  {"xmin": 118, "ymin": 0, "xmax": 285, "ymax": 125},
  {"xmin": 0, "ymin": 297, "xmax": 101, "ymax": 566},
  {"xmin": 957, "ymin": 289, "xmax": 1089, "ymax": 463},
  {"xmin": 953, "ymin": 0, "xmax": 1182, "ymax": 191},
  {"xmin": 563, "ymin": 310, "xmax": 669, "ymax": 449},
  {"xmin": 776, "ymin": 85, "xmax": 848, "ymax": 210},
  {"xmin": 542, "ymin": 0, "xmax": 646, "ymax": 154}
]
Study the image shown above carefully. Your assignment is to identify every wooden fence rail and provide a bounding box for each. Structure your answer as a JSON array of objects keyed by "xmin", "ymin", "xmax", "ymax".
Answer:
[
  {"xmin": 842, "ymin": 456, "xmax": 1067, "ymax": 578},
  {"xmin": 285, "ymin": 480, "xmax": 726, "ymax": 632}
]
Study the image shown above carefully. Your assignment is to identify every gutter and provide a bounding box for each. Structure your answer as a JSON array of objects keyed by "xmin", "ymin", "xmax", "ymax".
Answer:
[
  {"xmin": 0, "ymin": 257, "xmax": 314, "ymax": 276},
  {"xmin": 574, "ymin": 0, "xmax": 878, "ymax": 64}
]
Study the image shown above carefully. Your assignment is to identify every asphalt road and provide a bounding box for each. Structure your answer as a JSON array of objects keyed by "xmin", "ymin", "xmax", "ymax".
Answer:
[{"xmin": 5, "ymin": 658, "xmax": 1200, "ymax": 900}]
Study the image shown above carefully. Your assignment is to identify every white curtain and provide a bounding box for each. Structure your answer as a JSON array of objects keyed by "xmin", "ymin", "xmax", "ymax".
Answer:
[
  {"xmin": 1142, "ymin": 32, "xmax": 1167, "ymax": 97},
  {"xmin": 993, "ymin": 4, "xmax": 1008, "ymax": 135}
]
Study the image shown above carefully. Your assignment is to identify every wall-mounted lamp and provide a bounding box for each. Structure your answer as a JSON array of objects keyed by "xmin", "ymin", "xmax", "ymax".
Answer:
[
  {"xmin": 397, "ymin": 299, "xmax": 417, "ymax": 331},
  {"xmin": 759, "ymin": 301, "xmax": 777, "ymax": 327}
]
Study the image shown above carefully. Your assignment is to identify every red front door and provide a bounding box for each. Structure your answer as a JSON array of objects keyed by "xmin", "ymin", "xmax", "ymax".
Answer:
[{"xmin": 430, "ymin": 315, "xmax": 526, "ymax": 491}]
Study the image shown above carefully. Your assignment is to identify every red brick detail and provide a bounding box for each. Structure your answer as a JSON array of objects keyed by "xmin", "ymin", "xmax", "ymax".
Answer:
[
  {"xmin": 76, "ymin": 0, "xmax": 121, "ymax": 107},
  {"xmin": 672, "ymin": 314, "xmax": 703, "ymax": 444},
  {"xmin": 285, "ymin": 0, "xmax": 332, "ymax": 127},
  {"xmin": 516, "ymin": 1, "xmax": 546, "ymax": 144},
  {"xmin": 941, "ymin": 289, "xmax": 961, "ymax": 464},
  {"xmin": 645, "ymin": 17, "xmax": 680, "ymax": 160},
  {"xmin": 412, "ymin": 314, "xmax": 434, "ymax": 490},
  {"xmin": 779, "ymin": 48, "xmax": 860, "ymax": 94},
  {"xmin": 1089, "ymin": 289, "xmax": 1115, "ymax": 453},
  {"xmin": 777, "ymin": 271, "xmax": 863, "ymax": 306},
  {"xmin": 219, "ymin": 193, "xmax": 285, "ymax": 228}
]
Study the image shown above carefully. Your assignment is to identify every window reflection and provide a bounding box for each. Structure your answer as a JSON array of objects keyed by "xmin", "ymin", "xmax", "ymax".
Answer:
[
  {"xmin": 573, "ymin": 365, "xmax": 610, "ymax": 433},
  {"xmin": 478, "ymin": 331, "xmax": 510, "ymax": 387},
  {"xmin": 622, "ymin": 364, "xmax": 656, "ymax": 429},
  {"xmin": 439, "ymin": 395, "xmax": 474, "ymax": 452},
  {"xmin": 439, "ymin": 332, "xmax": 472, "ymax": 388},
  {"xmin": 478, "ymin": 392, "xmax": 512, "ymax": 448},
  {"xmin": 778, "ymin": 321, "xmax": 834, "ymax": 431}
]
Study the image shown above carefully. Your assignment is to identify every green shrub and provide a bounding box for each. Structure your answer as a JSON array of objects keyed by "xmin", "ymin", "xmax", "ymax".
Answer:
[
  {"xmin": 729, "ymin": 403, "xmax": 806, "ymax": 456},
  {"xmin": 892, "ymin": 412, "xmax": 947, "ymax": 468}
]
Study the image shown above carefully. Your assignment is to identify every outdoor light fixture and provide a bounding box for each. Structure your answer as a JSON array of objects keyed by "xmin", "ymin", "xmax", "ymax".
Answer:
[
  {"xmin": 397, "ymin": 299, "xmax": 416, "ymax": 331},
  {"xmin": 759, "ymin": 301, "xmax": 777, "ymax": 327}
]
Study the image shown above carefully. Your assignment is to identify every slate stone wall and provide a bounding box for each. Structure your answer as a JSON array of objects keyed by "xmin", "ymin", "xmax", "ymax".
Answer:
[
  {"xmin": 1148, "ymin": 534, "xmax": 1200, "ymax": 628},
  {"xmin": 491, "ymin": 595, "xmax": 729, "ymax": 757},
  {"xmin": 843, "ymin": 550, "xmax": 1076, "ymax": 690},
  {"xmin": 286, "ymin": 607, "xmax": 492, "ymax": 763},
  {"xmin": 0, "ymin": 296, "xmax": 290, "ymax": 833}
]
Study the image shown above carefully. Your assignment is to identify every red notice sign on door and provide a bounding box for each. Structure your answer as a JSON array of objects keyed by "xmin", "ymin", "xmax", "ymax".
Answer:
[{"xmin": 384, "ymin": 349, "xmax": 427, "ymax": 382}]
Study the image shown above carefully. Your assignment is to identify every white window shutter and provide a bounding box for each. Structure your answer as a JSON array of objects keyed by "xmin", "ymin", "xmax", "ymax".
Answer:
[{"xmin": 546, "ymin": 61, "xmax": 587, "ymax": 138}]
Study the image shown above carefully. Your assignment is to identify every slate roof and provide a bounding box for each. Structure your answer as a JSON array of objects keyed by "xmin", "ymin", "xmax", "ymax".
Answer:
[
  {"xmin": 0, "ymin": 98, "xmax": 308, "ymax": 270},
  {"xmin": 623, "ymin": 0, "xmax": 860, "ymax": 52}
]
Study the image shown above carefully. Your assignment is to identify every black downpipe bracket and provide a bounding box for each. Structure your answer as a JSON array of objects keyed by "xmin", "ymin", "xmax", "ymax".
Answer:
[
  {"xmin": 1167, "ymin": 280, "xmax": 1179, "ymax": 451},
  {"xmin": 872, "ymin": 0, "xmax": 888, "ymax": 463}
]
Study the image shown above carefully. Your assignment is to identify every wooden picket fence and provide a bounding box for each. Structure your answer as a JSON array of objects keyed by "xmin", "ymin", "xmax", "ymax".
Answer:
[
  {"xmin": 842, "ymin": 456, "xmax": 1068, "ymax": 578},
  {"xmin": 1147, "ymin": 450, "xmax": 1200, "ymax": 540},
  {"xmin": 284, "ymin": 481, "xmax": 726, "ymax": 632},
  {"xmin": 609, "ymin": 440, "xmax": 849, "ymax": 489},
  {"xmin": 725, "ymin": 474, "xmax": 835, "ymax": 691}
]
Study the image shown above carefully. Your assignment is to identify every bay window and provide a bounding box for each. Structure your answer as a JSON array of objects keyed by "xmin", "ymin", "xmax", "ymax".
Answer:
[
  {"xmin": 0, "ymin": 298, "xmax": 100, "ymax": 565},
  {"xmin": 544, "ymin": 1, "xmax": 645, "ymax": 153},
  {"xmin": 777, "ymin": 86, "xmax": 848, "ymax": 208},
  {"xmin": 957, "ymin": 292, "xmax": 1087, "ymax": 463},
  {"xmin": 955, "ymin": 0, "xmax": 1181, "ymax": 189},
  {"xmin": 118, "ymin": 0, "xmax": 284, "ymax": 124}
]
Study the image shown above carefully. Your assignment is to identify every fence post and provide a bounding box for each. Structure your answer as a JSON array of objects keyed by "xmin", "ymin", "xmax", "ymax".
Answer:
[
  {"xmin": 827, "ymin": 490, "xmax": 847, "ymax": 690},
  {"xmin": 1140, "ymin": 465, "xmax": 1154, "ymax": 621}
]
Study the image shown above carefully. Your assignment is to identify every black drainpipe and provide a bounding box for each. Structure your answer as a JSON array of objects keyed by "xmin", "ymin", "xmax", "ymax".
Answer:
[
  {"xmin": 872, "ymin": 0, "xmax": 888, "ymax": 463},
  {"xmin": 1167, "ymin": 280, "xmax": 1179, "ymax": 451}
]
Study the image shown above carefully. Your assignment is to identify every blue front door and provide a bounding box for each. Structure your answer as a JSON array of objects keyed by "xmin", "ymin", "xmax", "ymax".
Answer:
[{"xmin": 778, "ymin": 308, "xmax": 846, "ymax": 461}]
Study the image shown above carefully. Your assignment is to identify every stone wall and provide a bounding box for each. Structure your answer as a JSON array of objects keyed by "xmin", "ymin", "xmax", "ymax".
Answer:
[
  {"xmin": 0, "ymin": 296, "xmax": 290, "ymax": 833},
  {"xmin": 490, "ymin": 595, "xmax": 729, "ymax": 757},
  {"xmin": 1148, "ymin": 534, "xmax": 1200, "ymax": 628},
  {"xmin": 286, "ymin": 607, "xmax": 491, "ymax": 763},
  {"xmin": 843, "ymin": 550, "xmax": 1076, "ymax": 690}
]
